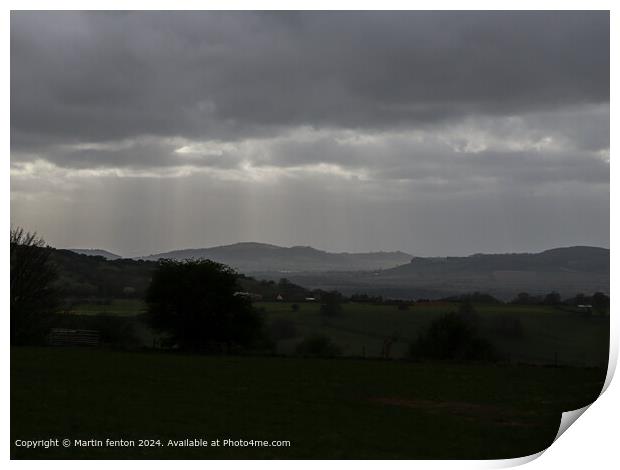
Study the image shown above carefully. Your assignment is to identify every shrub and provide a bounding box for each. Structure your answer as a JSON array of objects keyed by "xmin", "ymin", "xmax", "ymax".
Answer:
[
  {"xmin": 296, "ymin": 334, "xmax": 341, "ymax": 357},
  {"xmin": 410, "ymin": 312, "xmax": 499, "ymax": 361}
]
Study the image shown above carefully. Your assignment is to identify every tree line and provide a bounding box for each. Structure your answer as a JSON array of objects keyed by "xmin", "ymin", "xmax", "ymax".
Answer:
[{"xmin": 11, "ymin": 227, "xmax": 610, "ymax": 354}]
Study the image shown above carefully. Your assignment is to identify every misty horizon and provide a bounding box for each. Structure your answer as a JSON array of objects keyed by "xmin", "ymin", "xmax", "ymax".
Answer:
[{"xmin": 60, "ymin": 239, "xmax": 610, "ymax": 261}]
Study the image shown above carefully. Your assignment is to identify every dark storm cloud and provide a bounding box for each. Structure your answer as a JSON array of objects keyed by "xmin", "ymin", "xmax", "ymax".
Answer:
[
  {"xmin": 10, "ymin": 11, "xmax": 610, "ymax": 256},
  {"xmin": 11, "ymin": 11, "xmax": 609, "ymax": 151}
]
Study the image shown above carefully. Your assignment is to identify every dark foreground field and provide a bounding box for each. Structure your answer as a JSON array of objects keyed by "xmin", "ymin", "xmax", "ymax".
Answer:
[{"xmin": 11, "ymin": 347, "xmax": 606, "ymax": 459}]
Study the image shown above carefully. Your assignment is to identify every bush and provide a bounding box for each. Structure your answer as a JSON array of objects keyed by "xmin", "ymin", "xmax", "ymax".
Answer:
[
  {"xmin": 410, "ymin": 312, "xmax": 499, "ymax": 361},
  {"xmin": 510, "ymin": 292, "xmax": 541, "ymax": 305},
  {"xmin": 296, "ymin": 335, "xmax": 341, "ymax": 357}
]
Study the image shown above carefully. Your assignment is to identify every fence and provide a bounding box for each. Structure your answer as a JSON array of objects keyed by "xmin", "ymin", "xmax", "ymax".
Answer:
[{"xmin": 48, "ymin": 328, "xmax": 100, "ymax": 347}]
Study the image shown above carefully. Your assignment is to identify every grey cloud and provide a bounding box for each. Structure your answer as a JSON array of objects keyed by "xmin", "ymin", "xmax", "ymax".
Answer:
[
  {"xmin": 10, "ymin": 164, "xmax": 609, "ymax": 257},
  {"xmin": 11, "ymin": 137, "xmax": 244, "ymax": 170},
  {"xmin": 11, "ymin": 104, "xmax": 608, "ymax": 192},
  {"xmin": 11, "ymin": 11, "xmax": 609, "ymax": 150},
  {"xmin": 10, "ymin": 11, "xmax": 610, "ymax": 256}
]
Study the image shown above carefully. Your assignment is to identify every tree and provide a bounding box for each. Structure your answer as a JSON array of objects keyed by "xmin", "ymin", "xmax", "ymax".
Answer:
[
  {"xmin": 10, "ymin": 227, "xmax": 59, "ymax": 345},
  {"xmin": 145, "ymin": 259, "xmax": 262, "ymax": 351},
  {"xmin": 573, "ymin": 293, "xmax": 587, "ymax": 306},
  {"xmin": 543, "ymin": 291, "xmax": 562, "ymax": 306},
  {"xmin": 409, "ymin": 312, "xmax": 498, "ymax": 361},
  {"xmin": 591, "ymin": 292, "xmax": 609, "ymax": 314},
  {"xmin": 511, "ymin": 292, "xmax": 533, "ymax": 305}
]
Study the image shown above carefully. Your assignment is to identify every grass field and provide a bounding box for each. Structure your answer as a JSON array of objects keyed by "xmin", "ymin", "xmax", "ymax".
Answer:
[
  {"xmin": 65, "ymin": 300, "xmax": 609, "ymax": 367},
  {"xmin": 11, "ymin": 347, "xmax": 606, "ymax": 459},
  {"xmin": 257, "ymin": 301, "xmax": 608, "ymax": 366},
  {"xmin": 67, "ymin": 299, "xmax": 146, "ymax": 316}
]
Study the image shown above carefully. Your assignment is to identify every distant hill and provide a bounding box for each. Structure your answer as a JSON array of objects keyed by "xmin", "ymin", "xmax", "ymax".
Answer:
[
  {"xmin": 139, "ymin": 242, "xmax": 413, "ymax": 272},
  {"xmin": 67, "ymin": 249, "xmax": 122, "ymax": 260},
  {"xmin": 271, "ymin": 246, "xmax": 610, "ymax": 300},
  {"xmin": 391, "ymin": 246, "xmax": 609, "ymax": 275},
  {"xmin": 52, "ymin": 244, "xmax": 609, "ymax": 301},
  {"xmin": 50, "ymin": 249, "xmax": 310, "ymax": 301}
]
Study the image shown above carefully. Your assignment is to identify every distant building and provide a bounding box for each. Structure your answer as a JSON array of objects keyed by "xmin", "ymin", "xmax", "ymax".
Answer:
[
  {"xmin": 233, "ymin": 292, "xmax": 263, "ymax": 301},
  {"xmin": 577, "ymin": 304, "xmax": 593, "ymax": 313}
]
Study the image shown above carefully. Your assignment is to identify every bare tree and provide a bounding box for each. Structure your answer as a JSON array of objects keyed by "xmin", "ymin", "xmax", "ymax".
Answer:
[{"xmin": 10, "ymin": 227, "xmax": 59, "ymax": 344}]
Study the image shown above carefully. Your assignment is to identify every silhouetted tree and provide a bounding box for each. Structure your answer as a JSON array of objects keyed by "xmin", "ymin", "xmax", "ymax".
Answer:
[
  {"xmin": 591, "ymin": 292, "xmax": 609, "ymax": 314},
  {"xmin": 10, "ymin": 227, "xmax": 59, "ymax": 345},
  {"xmin": 543, "ymin": 292, "xmax": 562, "ymax": 306},
  {"xmin": 573, "ymin": 293, "xmax": 587, "ymax": 306},
  {"xmin": 410, "ymin": 312, "xmax": 498, "ymax": 361},
  {"xmin": 146, "ymin": 259, "xmax": 262, "ymax": 351},
  {"xmin": 443, "ymin": 292, "xmax": 502, "ymax": 304},
  {"xmin": 511, "ymin": 292, "xmax": 533, "ymax": 305}
]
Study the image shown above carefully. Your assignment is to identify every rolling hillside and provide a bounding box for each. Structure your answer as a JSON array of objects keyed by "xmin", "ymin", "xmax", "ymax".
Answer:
[
  {"xmin": 139, "ymin": 242, "xmax": 413, "ymax": 272},
  {"xmin": 270, "ymin": 246, "xmax": 610, "ymax": 300},
  {"xmin": 67, "ymin": 248, "xmax": 122, "ymax": 260},
  {"xmin": 62, "ymin": 244, "xmax": 609, "ymax": 300}
]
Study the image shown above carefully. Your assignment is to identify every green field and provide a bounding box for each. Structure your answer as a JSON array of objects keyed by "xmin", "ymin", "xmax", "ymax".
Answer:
[
  {"xmin": 67, "ymin": 299, "xmax": 146, "ymax": 316},
  {"xmin": 65, "ymin": 300, "xmax": 609, "ymax": 367},
  {"xmin": 11, "ymin": 347, "xmax": 606, "ymax": 459},
  {"xmin": 258, "ymin": 301, "xmax": 608, "ymax": 366}
]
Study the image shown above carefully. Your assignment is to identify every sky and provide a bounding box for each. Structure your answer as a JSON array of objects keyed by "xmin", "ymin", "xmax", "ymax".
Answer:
[{"xmin": 10, "ymin": 11, "xmax": 609, "ymax": 257}]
